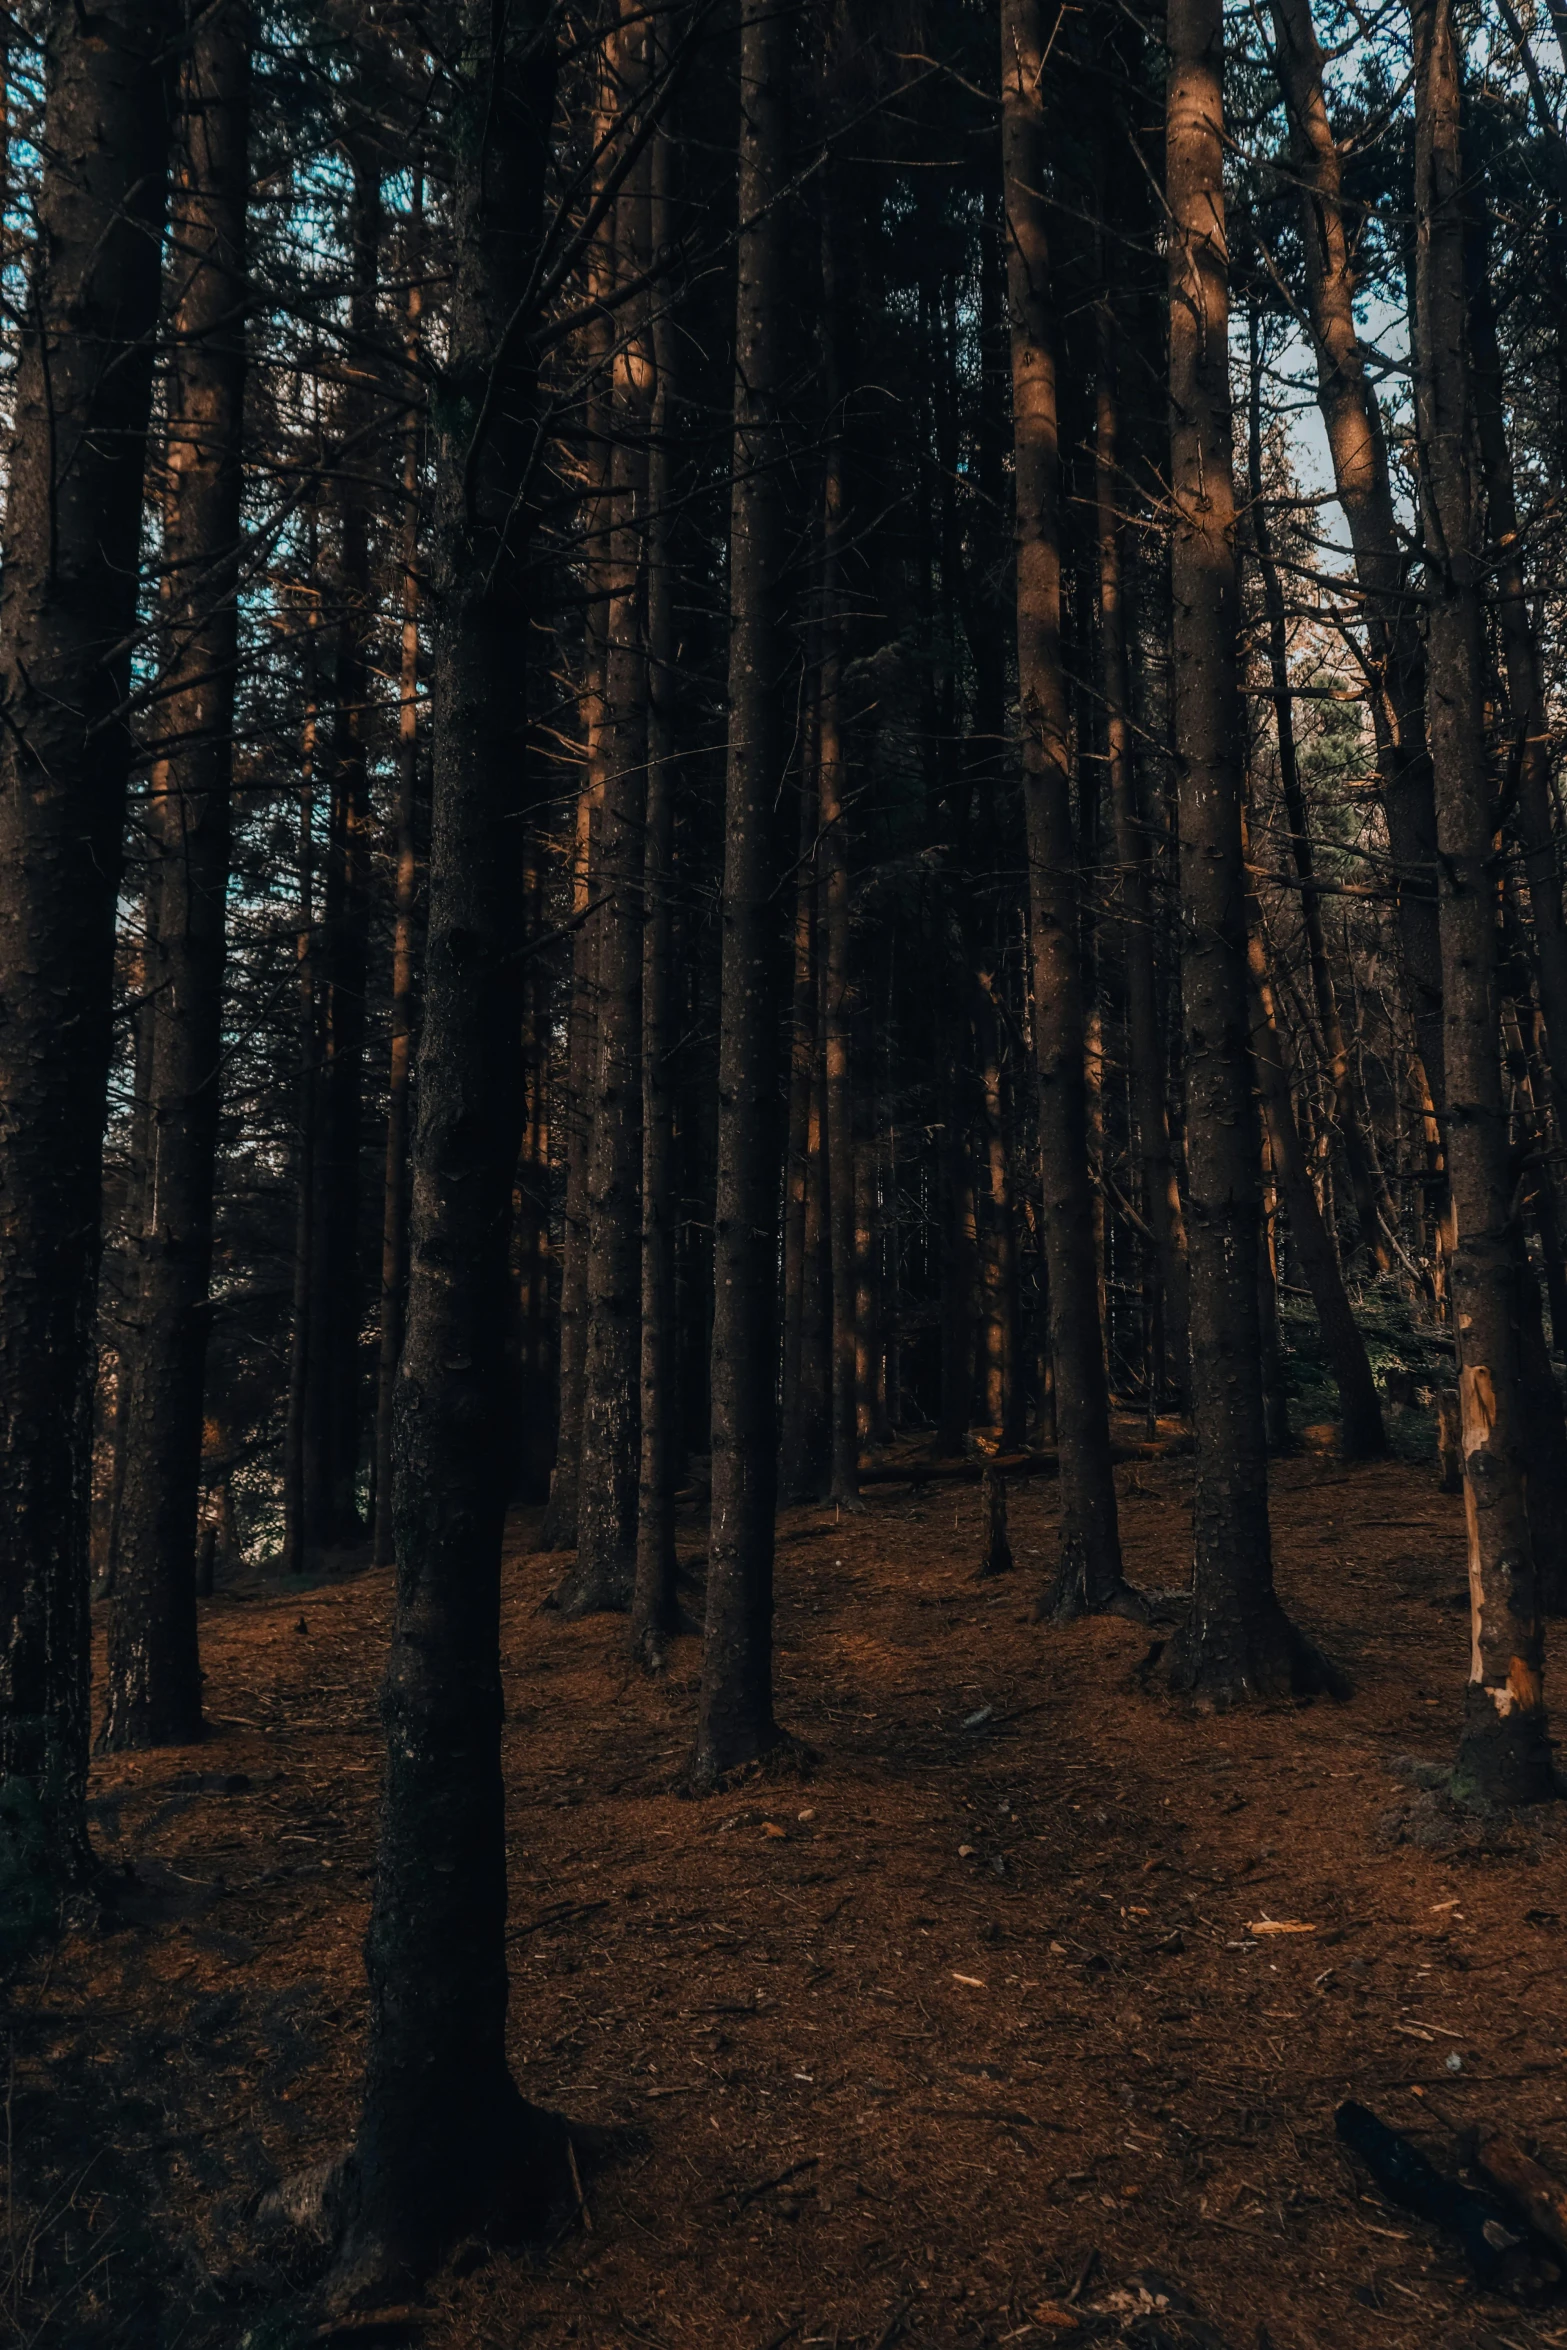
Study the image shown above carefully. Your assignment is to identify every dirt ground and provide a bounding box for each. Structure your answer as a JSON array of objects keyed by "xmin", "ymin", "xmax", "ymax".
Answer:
[{"xmin": 7, "ymin": 1443, "xmax": 1567, "ymax": 2350}]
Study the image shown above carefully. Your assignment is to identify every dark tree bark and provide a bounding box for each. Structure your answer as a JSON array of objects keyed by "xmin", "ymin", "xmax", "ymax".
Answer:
[
  {"xmin": 331, "ymin": 2, "xmax": 568, "ymax": 2301},
  {"xmin": 819, "ymin": 157, "xmax": 859, "ymax": 1509},
  {"xmin": 937, "ymin": 1025, "xmax": 980, "ymax": 1455},
  {"xmin": 973, "ymin": 980, "xmax": 1022, "ymax": 1447},
  {"xmin": 539, "ymin": 776, "xmax": 599, "ymax": 1551},
  {"xmin": 779, "ymin": 705, "xmax": 826, "ymax": 1498},
  {"xmin": 1160, "ymin": 0, "xmax": 1332, "ymax": 1699},
  {"xmin": 0, "ymin": 0, "xmax": 173, "ymax": 1899},
  {"xmin": 630, "ymin": 93, "xmax": 682, "ymax": 1669},
  {"xmin": 305, "ymin": 137, "xmax": 382, "ymax": 1552},
  {"xmin": 1097, "ymin": 294, "xmax": 1190, "ymax": 1407},
  {"xmin": 374, "ymin": 195, "xmax": 425, "ymax": 1570},
  {"xmin": 538, "ymin": 101, "xmax": 618, "ymax": 1559},
  {"xmin": 282, "ymin": 614, "xmax": 321, "ymax": 1579},
  {"xmin": 101, "ymin": 0, "xmax": 251, "ymax": 1753},
  {"xmin": 821, "ymin": 597, "xmax": 859, "ymax": 1504},
  {"xmin": 1411, "ymin": 0, "xmax": 1554, "ymax": 1805},
  {"xmin": 691, "ymin": 0, "xmax": 793, "ymax": 1790},
  {"xmin": 562, "ymin": 6, "xmax": 653, "ymax": 1618},
  {"xmin": 1001, "ymin": 0, "xmax": 1133, "ymax": 1622}
]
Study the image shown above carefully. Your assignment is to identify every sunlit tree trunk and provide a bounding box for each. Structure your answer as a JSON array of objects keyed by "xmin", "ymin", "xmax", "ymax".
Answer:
[
  {"xmin": 1161, "ymin": 0, "xmax": 1334, "ymax": 1697},
  {"xmin": 1411, "ymin": 0, "xmax": 1554, "ymax": 1804}
]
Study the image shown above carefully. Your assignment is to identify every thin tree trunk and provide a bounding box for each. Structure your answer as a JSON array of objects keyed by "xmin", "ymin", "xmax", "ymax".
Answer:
[
  {"xmin": 101, "ymin": 0, "xmax": 250, "ymax": 1752},
  {"xmin": 332, "ymin": 2, "xmax": 569, "ymax": 2297},
  {"xmin": 691, "ymin": 0, "xmax": 792, "ymax": 1789},
  {"xmin": 1247, "ymin": 903, "xmax": 1388, "ymax": 1459},
  {"xmin": 779, "ymin": 698, "xmax": 822, "ymax": 1498},
  {"xmin": 1161, "ymin": 0, "xmax": 1334, "ymax": 1698},
  {"xmin": 538, "ymin": 776, "xmax": 598, "ymax": 1551},
  {"xmin": 1244, "ymin": 306, "xmax": 1384, "ymax": 1268},
  {"xmin": 0, "ymin": 0, "xmax": 173, "ymax": 1895},
  {"xmin": 104, "ymin": 907, "xmax": 162, "ymax": 1596},
  {"xmin": 538, "ymin": 87, "xmax": 618, "ymax": 1560},
  {"xmin": 563, "ymin": 7, "xmax": 653, "ymax": 1618},
  {"xmin": 305, "ymin": 142, "xmax": 382, "ymax": 1551},
  {"xmin": 1096, "ymin": 297, "xmax": 1189, "ymax": 1404},
  {"xmin": 1411, "ymin": 0, "xmax": 1554, "ymax": 1805},
  {"xmin": 282, "ymin": 604, "xmax": 320, "ymax": 1580},
  {"xmin": 1000, "ymin": 0, "xmax": 1133, "ymax": 1621},
  {"xmin": 373, "ymin": 188, "xmax": 425, "ymax": 1570},
  {"xmin": 938, "ymin": 1021, "xmax": 979, "ymax": 1454},
  {"xmin": 630, "ymin": 88, "xmax": 682, "ymax": 1668},
  {"xmin": 1270, "ymin": 0, "xmax": 1445, "ymax": 1116},
  {"xmin": 820, "ymin": 176, "xmax": 859, "ymax": 1508},
  {"xmin": 974, "ymin": 984, "xmax": 1016, "ymax": 1440}
]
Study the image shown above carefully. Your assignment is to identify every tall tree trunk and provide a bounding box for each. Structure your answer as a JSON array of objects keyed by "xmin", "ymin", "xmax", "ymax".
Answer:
[
  {"xmin": 691, "ymin": 0, "xmax": 792, "ymax": 1789},
  {"xmin": 1244, "ymin": 306, "xmax": 1384, "ymax": 1269},
  {"xmin": 1246, "ymin": 900, "xmax": 1388, "ymax": 1459},
  {"xmin": 1411, "ymin": 0, "xmax": 1554, "ymax": 1805},
  {"xmin": 282, "ymin": 609, "xmax": 320, "ymax": 1579},
  {"xmin": 101, "ymin": 0, "xmax": 251, "ymax": 1751},
  {"xmin": 103, "ymin": 907, "xmax": 162, "ymax": 1595},
  {"xmin": 938, "ymin": 1027, "xmax": 979, "ymax": 1453},
  {"xmin": 974, "ymin": 983, "xmax": 1018, "ymax": 1441},
  {"xmin": 562, "ymin": 8, "xmax": 653, "ymax": 1618},
  {"xmin": 1096, "ymin": 294, "xmax": 1189, "ymax": 1403},
  {"xmin": 538, "ymin": 775, "xmax": 599, "ymax": 1550},
  {"xmin": 1161, "ymin": 0, "xmax": 1333, "ymax": 1698},
  {"xmin": 305, "ymin": 139, "xmax": 381, "ymax": 1551},
  {"xmin": 820, "ymin": 169, "xmax": 859, "ymax": 1508},
  {"xmin": 374, "ymin": 190, "xmax": 424, "ymax": 1569},
  {"xmin": 332, "ymin": 1, "xmax": 569, "ymax": 2298},
  {"xmin": 0, "ymin": 0, "xmax": 173, "ymax": 1901},
  {"xmin": 538, "ymin": 86, "xmax": 619, "ymax": 1559},
  {"xmin": 1270, "ymin": 0, "xmax": 1445, "ymax": 1117},
  {"xmin": 630, "ymin": 91, "xmax": 682, "ymax": 1667},
  {"xmin": 1000, "ymin": 0, "xmax": 1133, "ymax": 1620},
  {"xmin": 779, "ymin": 701, "xmax": 823, "ymax": 1497}
]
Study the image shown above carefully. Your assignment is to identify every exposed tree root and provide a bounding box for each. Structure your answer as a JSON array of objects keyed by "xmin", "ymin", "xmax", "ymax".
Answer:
[{"xmin": 1148, "ymin": 1602, "xmax": 1351, "ymax": 1707}]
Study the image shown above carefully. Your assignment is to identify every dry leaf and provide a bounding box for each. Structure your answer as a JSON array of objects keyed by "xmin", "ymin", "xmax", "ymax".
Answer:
[{"xmin": 762, "ymin": 1821, "xmax": 786, "ymax": 1838}]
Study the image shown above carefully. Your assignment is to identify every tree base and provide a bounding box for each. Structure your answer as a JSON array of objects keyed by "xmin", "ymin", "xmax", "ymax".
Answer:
[
  {"xmin": 94, "ymin": 1706, "xmax": 207, "ymax": 1758},
  {"xmin": 1039, "ymin": 1573, "xmax": 1148, "ymax": 1626},
  {"xmin": 1452, "ymin": 1688, "xmax": 1560, "ymax": 1809},
  {"xmin": 546, "ymin": 1560, "xmax": 631, "ymax": 1619},
  {"xmin": 322, "ymin": 2094, "xmax": 585, "ymax": 2312},
  {"xmin": 1153, "ymin": 1600, "xmax": 1350, "ymax": 1708},
  {"xmin": 687, "ymin": 1726, "xmax": 812, "ymax": 1799},
  {"xmin": 628, "ymin": 1601, "xmax": 699, "ymax": 1674}
]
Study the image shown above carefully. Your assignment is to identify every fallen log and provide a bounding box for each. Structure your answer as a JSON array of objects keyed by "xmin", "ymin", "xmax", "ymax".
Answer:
[
  {"xmin": 1335, "ymin": 2101, "xmax": 1559, "ymax": 2301},
  {"xmin": 1474, "ymin": 2132, "xmax": 1567, "ymax": 2260}
]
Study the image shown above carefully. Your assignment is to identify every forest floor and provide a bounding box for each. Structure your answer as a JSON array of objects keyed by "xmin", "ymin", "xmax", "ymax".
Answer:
[{"xmin": 8, "ymin": 1435, "xmax": 1567, "ymax": 2350}]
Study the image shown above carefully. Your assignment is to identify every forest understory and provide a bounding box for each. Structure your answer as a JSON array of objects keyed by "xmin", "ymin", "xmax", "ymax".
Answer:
[{"xmin": 10, "ymin": 1438, "xmax": 1566, "ymax": 2350}]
